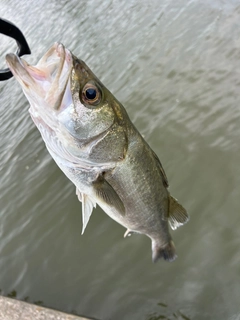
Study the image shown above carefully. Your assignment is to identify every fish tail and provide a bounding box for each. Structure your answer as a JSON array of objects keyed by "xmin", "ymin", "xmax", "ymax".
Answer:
[{"xmin": 151, "ymin": 240, "xmax": 177, "ymax": 263}]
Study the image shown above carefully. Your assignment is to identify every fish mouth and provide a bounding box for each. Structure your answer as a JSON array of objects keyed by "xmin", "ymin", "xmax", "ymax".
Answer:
[{"xmin": 5, "ymin": 42, "xmax": 73, "ymax": 110}]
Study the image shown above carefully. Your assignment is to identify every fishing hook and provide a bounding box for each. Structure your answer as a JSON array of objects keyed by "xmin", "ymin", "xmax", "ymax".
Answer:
[{"xmin": 0, "ymin": 18, "xmax": 31, "ymax": 81}]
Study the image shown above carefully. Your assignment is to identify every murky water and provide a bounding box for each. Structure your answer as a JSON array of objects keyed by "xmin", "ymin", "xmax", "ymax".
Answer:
[{"xmin": 1, "ymin": 1, "xmax": 240, "ymax": 319}]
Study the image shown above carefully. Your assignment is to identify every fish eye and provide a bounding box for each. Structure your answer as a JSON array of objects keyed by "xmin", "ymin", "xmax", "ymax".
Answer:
[
  {"xmin": 82, "ymin": 83, "xmax": 101, "ymax": 106},
  {"xmin": 86, "ymin": 88, "xmax": 96, "ymax": 100}
]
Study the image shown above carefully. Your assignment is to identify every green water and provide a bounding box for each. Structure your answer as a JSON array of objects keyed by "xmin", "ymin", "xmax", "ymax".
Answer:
[{"xmin": 1, "ymin": 1, "xmax": 240, "ymax": 319}]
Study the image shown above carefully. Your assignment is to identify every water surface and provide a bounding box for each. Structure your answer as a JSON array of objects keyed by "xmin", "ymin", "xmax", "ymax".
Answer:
[{"xmin": 1, "ymin": 1, "xmax": 240, "ymax": 319}]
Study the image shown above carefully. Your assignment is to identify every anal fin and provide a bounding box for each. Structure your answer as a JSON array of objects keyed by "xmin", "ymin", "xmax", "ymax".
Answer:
[
  {"xmin": 124, "ymin": 229, "xmax": 135, "ymax": 238},
  {"xmin": 168, "ymin": 196, "xmax": 189, "ymax": 230}
]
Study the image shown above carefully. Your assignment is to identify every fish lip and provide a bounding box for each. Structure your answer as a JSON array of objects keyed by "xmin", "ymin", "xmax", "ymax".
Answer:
[
  {"xmin": 5, "ymin": 53, "xmax": 34, "ymax": 88},
  {"xmin": 5, "ymin": 42, "xmax": 70, "ymax": 74},
  {"xmin": 5, "ymin": 43, "xmax": 73, "ymax": 110},
  {"xmin": 43, "ymin": 43, "xmax": 73, "ymax": 110},
  {"xmin": 6, "ymin": 53, "xmax": 24, "ymax": 73}
]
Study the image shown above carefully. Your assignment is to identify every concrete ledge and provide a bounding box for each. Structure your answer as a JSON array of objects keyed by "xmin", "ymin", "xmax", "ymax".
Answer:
[{"xmin": 0, "ymin": 296, "xmax": 95, "ymax": 320}]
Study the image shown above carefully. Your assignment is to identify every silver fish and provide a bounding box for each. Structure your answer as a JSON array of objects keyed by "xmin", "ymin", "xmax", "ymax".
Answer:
[{"xmin": 6, "ymin": 43, "xmax": 189, "ymax": 262}]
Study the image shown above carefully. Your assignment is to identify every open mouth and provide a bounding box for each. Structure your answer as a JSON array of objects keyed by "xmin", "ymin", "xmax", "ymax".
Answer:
[{"xmin": 6, "ymin": 43, "xmax": 73, "ymax": 110}]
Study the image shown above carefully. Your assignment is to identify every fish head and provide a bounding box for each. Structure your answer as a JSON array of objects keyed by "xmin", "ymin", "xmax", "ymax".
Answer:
[
  {"xmin": 6, "ymin": 43, "xmax": 124, "ymax": 163},
  {"xmin": 68, "ymin": 54, "xmax": 117, "ymax": 140}
]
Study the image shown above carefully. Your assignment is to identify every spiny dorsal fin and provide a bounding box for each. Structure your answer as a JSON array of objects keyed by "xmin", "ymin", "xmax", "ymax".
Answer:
[
  {"xmin": 168, "ymin": 196, "xmax": 189, "ymax": 230},
  {"xmin": 151, "ymin": 150, "xmax": 169, "ymax": 188},
  {"xmin": 93, "ymin": 176, "xmax": 125, "ymax": 216}
]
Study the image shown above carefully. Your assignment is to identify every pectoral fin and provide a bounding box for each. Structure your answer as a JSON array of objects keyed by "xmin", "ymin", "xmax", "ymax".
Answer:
[
  {"xmin": 76, "ymin": 188, "xmax": 96, "ymax": 234},
  {"xmin": 168, "ymin": 196, "xmax": 189, "ymax": 230},
  {"xmin": 93, "ymin": 176, "xmax": 125, "ymax": 216}
]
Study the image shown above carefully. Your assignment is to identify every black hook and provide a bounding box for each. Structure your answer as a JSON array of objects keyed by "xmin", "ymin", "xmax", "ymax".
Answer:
[{"xmin": 0, "ymin": 18, "xmax": 31, "ymax": 81}]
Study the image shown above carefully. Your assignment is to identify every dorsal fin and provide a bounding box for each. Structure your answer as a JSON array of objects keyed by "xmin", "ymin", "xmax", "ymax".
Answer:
[
  {"xmin": 168, "ymin": 196, "xmax": 189, "ymax": 230},
  {"xmin": 151, "ymin": 150, "xmax": 169, "ymax": 188}
]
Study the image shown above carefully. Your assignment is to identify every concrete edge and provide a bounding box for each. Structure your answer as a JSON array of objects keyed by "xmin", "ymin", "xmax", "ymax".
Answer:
[{"xmin": 0, "ymin": 295, "xmax": 95, "ymax": 320}]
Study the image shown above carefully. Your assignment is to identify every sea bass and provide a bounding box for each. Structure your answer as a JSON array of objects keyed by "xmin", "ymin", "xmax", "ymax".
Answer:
[{"xmin": 6, "ymin": 43, "xmax": 189, "ymax": 262}]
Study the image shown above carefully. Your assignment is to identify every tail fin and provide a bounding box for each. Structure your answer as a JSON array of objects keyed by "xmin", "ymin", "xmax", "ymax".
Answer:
[{"xmin": 152, "ymin": 240, "xmax": 177, "ymax": 263}]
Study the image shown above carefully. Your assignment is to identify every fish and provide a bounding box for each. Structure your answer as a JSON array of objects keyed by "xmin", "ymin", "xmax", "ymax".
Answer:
[{"xmin": 6, "ymin": 43, "xmax": 189, "ymax": 263}]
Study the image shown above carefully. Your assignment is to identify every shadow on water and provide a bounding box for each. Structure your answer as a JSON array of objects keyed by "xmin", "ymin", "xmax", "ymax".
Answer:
[
  {"xmin": 0, "ymin": 289, "xmax": 100, "ymax": 320},
  {"xmin": 146, "ymin": 302, "xmax": 191, "ymax": 320},
  {"xmin": 0, "ymin": 288, "xmax": 43, "ymax": 306}
]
